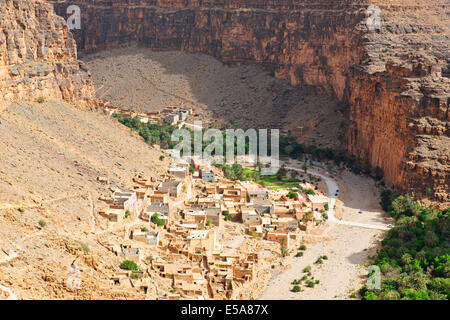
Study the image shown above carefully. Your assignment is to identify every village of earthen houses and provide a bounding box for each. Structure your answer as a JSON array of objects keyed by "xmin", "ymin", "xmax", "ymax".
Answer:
[{"xmin": 0, "ymin": 0, "xmax": 448, "ymax": 302}]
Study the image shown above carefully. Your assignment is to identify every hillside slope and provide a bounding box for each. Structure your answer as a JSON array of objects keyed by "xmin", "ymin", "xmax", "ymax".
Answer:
[{"xmin": 0, "ymin": 101, "xmax": 168, "ymax": 299}]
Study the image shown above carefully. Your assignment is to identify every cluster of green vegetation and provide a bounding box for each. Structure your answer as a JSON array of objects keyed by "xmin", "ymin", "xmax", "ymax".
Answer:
[
  {"xmin": 290, "ymin": 266, "xmax": 320, "ymax": 291},
  {"xmin": 287, "ymin": 191, "xmax": 299, "ymax": 199},
  {"xmin": 302, "ymin": 188, "xmax": 315, "ymax": 195},
  {"xmin": 76, "ymin": 241, "xmax": 90, "ymax": 253},
  {"xmin": 151, "ymin": 213, "xmax": 166, "ymax": 226},
  {"xmin": 113, "ymin": 114, "xmax": 178, "ymax": 149},
  {"xmin": 214, "ymin": 163, "xmax": 258, "ymax": 181},
  {"xmin": 130, "ymin": 273, "xmax": 140, "ymax": 280},
  {"xmin": 38, "ymin": 219, "xmax": 47, "ymax": 228},
  {"xmin": 257, "ymin": 175, "xmax": 301, "ymax": 189},
  {"xmin": 360, "ymin": 191, "xmax": 449, "ymax": 300},
  {"xmin": 222, "ymin": 210, "xmax": 232, "ymax": 221},
  {"xmin": 214, "ymin": 163, "xmax": 304, "ymax": 190},
  {"xmin": 120, "ymin": 260, "xmax": 139, "ymax": 271},
  {"xmin": 315, "ymin": 255, "xmax": 328, "ymax": 265}
]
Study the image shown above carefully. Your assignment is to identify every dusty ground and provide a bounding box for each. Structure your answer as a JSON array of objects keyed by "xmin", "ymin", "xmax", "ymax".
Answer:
[
  {"xmin": 259, "ymin": 170, "xmax": 391, "ymax": 300},
  {"xmin": 83, "ymin": 45, "xmax": 343, "ymax": 148},
  {"xmin": 0, "ymin": 101, "xmax": 170, "ymax": 299}
]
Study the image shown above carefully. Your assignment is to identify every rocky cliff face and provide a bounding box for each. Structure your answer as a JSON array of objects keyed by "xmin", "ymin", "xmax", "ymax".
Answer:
[
  {"xmin": 0, "ymin": 0, "xmax": 95, "ymax": 110},
  {"xmin": 50, "ymin": 0, "xmax": 449, "ymax": 205}
]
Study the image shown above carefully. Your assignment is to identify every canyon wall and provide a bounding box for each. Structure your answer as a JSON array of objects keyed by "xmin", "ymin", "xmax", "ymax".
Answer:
[
  {"xmin": 0, "ymin": 0, "xmax": 95, "ymax": 110},
  {"xmin": 50, "ymin": 0, "xmax": 449, "ymax": 204}
]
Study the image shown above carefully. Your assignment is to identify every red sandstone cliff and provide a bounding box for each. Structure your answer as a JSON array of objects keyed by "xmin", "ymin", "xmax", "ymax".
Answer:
[
  {"xmin": 49, "ymin": 0, "xmax": 448, "ymax": 205},
  {"xmin": 0, "ymin": 0, "xmax": 95, "ymax": 109}
]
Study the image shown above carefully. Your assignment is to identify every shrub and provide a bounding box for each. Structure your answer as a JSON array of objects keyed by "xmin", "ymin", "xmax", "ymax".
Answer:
[
  {"xmin": 299, "ymin": 245, "xmax": 307, "ymax": 251},
  {"xmin": 287, "ymin": 191, "xmax": 298, "ymax": 199},
  {"xmin": 159, "ymin": 155, "xmax": 165, "ymax": 161},
  {"xmin": 222, "ymin": 210, "xmax": 232, "ymax": 221},
  {"xmin": 306, "ymin": 280, "xmax": 315, "ymax": 288},
  {"xmin": 120, "ymin": 260, "xmax": 138, "ymax": 271},
  {"xmin": 303, "ymin": 266, "xmax": 311, "ymax": 273},
  {"xmin": 295, "ymin": 252, "xmax": 303, "ymax": 258},
  {"xmin": 37, "ymin": 96, "xmax": 45, "ymax": 103},
  {"xmin": 130, "ymin": 273, "xmax": 139, "ymax": 280},
  {"xmin": 315, "ymin": 257, "xmax": 323, "ymax": 264},
  {"xmin": 302, "ymin": 189, "xmax": 315, "ymax": 195},
  {"xmin": 291, "ymin": 285, "xmax": 301, "ymax": 293},
  {"xmin": 38, "ymin": 220, "xmax": 47, "ymax": 228},
  {"xmin": 77, "ymin": 241, "xmax": 90, "ymax": 253},
  {"xmin": 364, "ymin": 291, "xmax": 378, "ymax": 300},
  {"xmin": 18, "ymin": 208, "xmax": 25, "ymax": 213},
  {"xmin": 141, "ymin": 227, "xmax": 148, "ymax": 232},
  {"xmin": 151, "ymin": 213, "xmax": 165, "ymax": 226},
  {"xmin": 125, "ymin": 210, "xmax": 131, "ymax": 218}
]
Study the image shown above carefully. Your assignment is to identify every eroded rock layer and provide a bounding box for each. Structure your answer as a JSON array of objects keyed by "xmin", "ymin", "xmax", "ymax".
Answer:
[
  {"xmin": 0, "ymin": 0, "xmax": 95, "ymax": 109},
  {"xmin": 50, "ymin": 0, "xmax": 449, "ymax": 204}
]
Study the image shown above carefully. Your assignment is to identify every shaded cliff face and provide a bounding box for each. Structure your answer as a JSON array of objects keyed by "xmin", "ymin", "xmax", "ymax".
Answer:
[
  {"xmin": 51, "ymin": 0, "xmax": 449, "ymax": 205},
  {"xmin": 0, "ymin": 0, "xmax": 95, "ymax": 110}
]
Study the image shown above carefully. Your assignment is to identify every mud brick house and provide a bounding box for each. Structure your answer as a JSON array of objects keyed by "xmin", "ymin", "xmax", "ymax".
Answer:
[
  {"xmin": 130, "ymin": 229, "xmax": 160, "ymax": 246},
  {"xmin": 149, "ymin": 190, "xmax": 169, "ymax": 203},
  {"xmin": 221, "ymin": 184, "xmax": 246, "ymax": 203},
  {"xmin": 112, "ymin": 190, "xmax": 138, "ymax": 214},
  {"xmin": 307, "ymin": 194, "xmax": 329, "ymax": 211},
  {"xmin": 169, "ymin": 166, "xmax": 189, "ymax": 179},
  {"xmin": 241, "ymin": 207, "xmax": 261, "ymax": 225},
  {"xmin": 205, "ymin": 208, "xmax": 221, "ymax": 227},
  {"xmin": 266, "ymin": 231, "xmax": 291, "ymax": 249},
  {"xmin": 142, "ymin": 202, "xmax": 169, "ymax": 222},
  {"xmin": 164, "ymin": 113, "xmax": 179, "ymax": 124},
  {"xmin": 119, "ymin": 244, "xmax": 141, "ymax": 263},
  {"xmin": 251, "ymin": 204, "xmax": 274, "ymax": 215},
  {"xmin": 103, "ymin": 208, "xmax": 124, "ymax": 222},
  {"xmin": 157, "ymin": 181, "xmax": 183, "ymax": 198},
  {"xmin": 233, "ymin": 261, "xmax": 255, "ymax": 283},
  {"xmin": 238, "ymin": 181, "xmax": 270, "ymax": 204},
  {"xmin": 187, "ymin": 229, "xmax": 219, "ymax": 254},
  {"xmin": 183, "ymin": 210, "xmax": 207, "ymax": 226}
]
